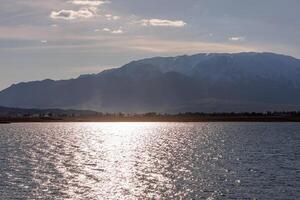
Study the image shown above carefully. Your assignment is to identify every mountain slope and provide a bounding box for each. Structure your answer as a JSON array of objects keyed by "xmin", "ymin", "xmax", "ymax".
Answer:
[
  {"xmin": 0, "ymin": 106, "xmax": 98, "ymax": 117},
  {"xmin": 1, "ymin": 52, "xmax": 300, "ymax": 113}
]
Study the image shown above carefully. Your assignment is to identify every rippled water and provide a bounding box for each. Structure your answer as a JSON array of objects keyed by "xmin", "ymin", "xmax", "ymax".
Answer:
[{"xmin": 0, "ymin": 123, "xmax": 299, "ymax": 199}]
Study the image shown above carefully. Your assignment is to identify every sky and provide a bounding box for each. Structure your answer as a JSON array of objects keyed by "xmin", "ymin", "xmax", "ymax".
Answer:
[{"xmin": 1, "ymin": 0, "xmax": 300, "ymax": 90}]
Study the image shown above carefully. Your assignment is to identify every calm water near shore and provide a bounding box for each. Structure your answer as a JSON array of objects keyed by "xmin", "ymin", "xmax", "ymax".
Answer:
[{"xmin": 0, "ymin": 122, "xmax": 299, "ymax": 199}]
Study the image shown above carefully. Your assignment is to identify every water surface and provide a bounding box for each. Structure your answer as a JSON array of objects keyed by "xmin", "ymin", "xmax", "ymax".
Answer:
[{"xmin": 0, "ymin": 122, "xmax": 299, "ymax": 199}]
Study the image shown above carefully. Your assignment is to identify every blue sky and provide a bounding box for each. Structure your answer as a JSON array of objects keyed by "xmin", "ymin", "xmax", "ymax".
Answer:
[{"xmin": 1, "ymin": 0, "xmax": 300, "ymax": 90}]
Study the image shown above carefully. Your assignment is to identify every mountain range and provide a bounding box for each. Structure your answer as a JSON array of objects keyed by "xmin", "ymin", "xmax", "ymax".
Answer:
[{"xmin": 1, "ymin": 52, "xmax": 300, "ymax": 113}]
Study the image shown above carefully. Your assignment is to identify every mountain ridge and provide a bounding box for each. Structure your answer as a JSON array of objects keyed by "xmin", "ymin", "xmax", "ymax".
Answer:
[{"xmin": 1, "ymin": 52, "xmax": 300, "ymax": 113}]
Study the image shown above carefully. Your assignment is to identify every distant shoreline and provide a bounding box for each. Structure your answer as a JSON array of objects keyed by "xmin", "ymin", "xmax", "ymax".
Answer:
[{"xmin": 2, "ymin": 116, "xmax": 300, "ymax": 123}]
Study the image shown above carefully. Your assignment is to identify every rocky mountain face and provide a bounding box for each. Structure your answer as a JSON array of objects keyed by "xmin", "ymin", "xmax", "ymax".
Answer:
[{"xmin": 1, "ymin": 52, "xmax": 300, "ymax": 113}]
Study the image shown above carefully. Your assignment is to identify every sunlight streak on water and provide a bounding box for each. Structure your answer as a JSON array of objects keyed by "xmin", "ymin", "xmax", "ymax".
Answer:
[{"xmin": 0, "ymin": 122, "xmax": 299, "ymax": 199}]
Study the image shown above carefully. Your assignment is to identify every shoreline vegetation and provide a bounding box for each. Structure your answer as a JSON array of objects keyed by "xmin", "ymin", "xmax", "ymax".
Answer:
[{"xmin": 2, "ymin": 112, "xmax": 300, "ymax": 123}]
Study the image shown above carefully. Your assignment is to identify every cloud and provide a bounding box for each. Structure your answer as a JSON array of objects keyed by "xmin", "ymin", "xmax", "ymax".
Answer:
[
  {"xmin": 103, "ymin": 28, "xmax": 123, "ymax": 34},
  {"xmin": 69, "ymin": 0, "xmax": 108, "ymax": 6},
  {"xmin": 50, "ymin": 8, "xmax": 95, "ymax": 20},
  {"xmin": 111, "ymin": 29, "xmax": 123, "ymax": 34},
  {"xmin": 140, "ymin": 19, "xmax": 186, "ymax": 27},
  {"xmin": 229, "ymin": 36, "xmax": 246, "ymax": 41},
  {"xmin": 105, "ymin": 14, "xmax": 120, "ymax": 20},
  {"xmin": 122, "ymin": 38, "xmax": 256, "ymax": 54},
  {"xmin": 50, "ymin": 1, "xmax": 111, "ymax": 21},
  {"xmin": 103, "ymin": 28, "xmax": 110, "ymax": 32}
]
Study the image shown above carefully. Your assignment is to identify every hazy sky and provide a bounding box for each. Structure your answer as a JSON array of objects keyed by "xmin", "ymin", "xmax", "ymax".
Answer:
[{"xmin": 1, "ymin": 0, "xmax": 300, "ymax": 90}]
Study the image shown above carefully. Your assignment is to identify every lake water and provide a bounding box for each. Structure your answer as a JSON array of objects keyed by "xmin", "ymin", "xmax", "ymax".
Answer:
[{"xmin": 0, "ymin": 122, "xmax": 299, "ymax": 200}]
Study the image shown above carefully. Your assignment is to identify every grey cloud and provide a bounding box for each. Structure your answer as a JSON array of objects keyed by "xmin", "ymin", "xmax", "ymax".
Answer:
[
  {"xmin": 140, "ymin": 19, "xmax": 186, "ymax": 27},
  {"xmin": 50, "ymin": 8, "xmax": 95, "ymax": 20},
  {"xmin": 69, "ymin": 0, "xmax": 108, "ymax": 6}
]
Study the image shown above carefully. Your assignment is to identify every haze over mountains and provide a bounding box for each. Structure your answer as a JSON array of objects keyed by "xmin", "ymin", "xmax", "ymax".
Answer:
[{"xmin": 1, "ymin": 52, "xmax": 300, "ymax": 113}]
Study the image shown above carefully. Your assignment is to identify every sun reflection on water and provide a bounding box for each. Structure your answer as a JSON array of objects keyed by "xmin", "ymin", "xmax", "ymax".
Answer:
[
  {"xmin": 49, "ymin": 122, "xmax": 220, "ymax": 199},
  {"xmin": 2, "ymin": 122, "xmax": 297, "ymax": 199},
  {"xmin": 69, "ymin": 122, "xmax": 163, "ymax": 199}
]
